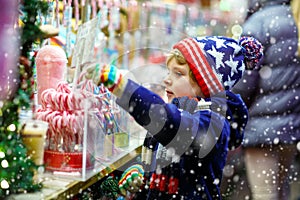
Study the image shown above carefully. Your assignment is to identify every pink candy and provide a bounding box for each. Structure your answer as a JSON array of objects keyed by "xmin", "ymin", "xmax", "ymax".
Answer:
[
  {"xmin": 36, "ymin": 81, "xmax": 94, "ymax": 151},
  {"xmin": 35, "ymin": 45, "xmax": 68, "ymax": 104}
]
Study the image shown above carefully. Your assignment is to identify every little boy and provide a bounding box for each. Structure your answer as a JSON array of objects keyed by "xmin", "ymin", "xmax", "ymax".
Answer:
[{"xmin": 92, "ymin": 36, "xmax": 263, "ymax": 199}]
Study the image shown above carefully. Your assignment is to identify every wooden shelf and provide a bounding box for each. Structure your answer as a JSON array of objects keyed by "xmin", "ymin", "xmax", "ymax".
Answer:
[{"xmin": 8, "ymin": 143, "xmax": 142, "ymax": 200}]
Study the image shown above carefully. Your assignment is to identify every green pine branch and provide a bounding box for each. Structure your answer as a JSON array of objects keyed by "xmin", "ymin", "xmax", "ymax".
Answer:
[
  {"xmin": 21, "ymin": 0, "xmax": 49, "ymax": 57},
  {"xmin": 0, "ymin": 0, "xmax": 49, "ymax": 198}
]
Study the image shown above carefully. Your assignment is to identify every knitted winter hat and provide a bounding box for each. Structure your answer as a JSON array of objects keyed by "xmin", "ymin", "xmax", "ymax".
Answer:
[{"xmin": 173, "ymin": 36, "xmax": 263, "ymax": 97}]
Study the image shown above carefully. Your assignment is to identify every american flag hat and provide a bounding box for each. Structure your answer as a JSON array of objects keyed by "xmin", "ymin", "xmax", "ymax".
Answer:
[{"xmin": 173, "ymin": 36, "xmax": 263, "ymax": 97}]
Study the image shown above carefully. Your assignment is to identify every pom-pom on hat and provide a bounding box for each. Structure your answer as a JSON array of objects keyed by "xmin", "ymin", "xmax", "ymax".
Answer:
[{"xmin": 173, "ymin": 36, "xmax": 263, "ymax": 97}]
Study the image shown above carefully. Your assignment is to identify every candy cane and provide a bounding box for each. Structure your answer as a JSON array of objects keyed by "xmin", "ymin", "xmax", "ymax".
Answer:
[
  {"xmin": 98, "ymin": 0, "xmax": 103, "ymax": 8},
  {"xmin": 67, "ymin": 92, "xmax": 75, "ymax": 110},
  {"xmin": 37, "ymin": 79, "xmax": 97, "ymax": 152},
  {"xmin": 91, "ymin": 0, "xmax": 97, "ymax": 19},
  {"xmin": 62, "ymin": 0, "xmax": 67, "ymax": 25},
  {"xmin": 74, "ymin": 0, "xmax": 79, "ymax": 30},
  {"xmin": 55, "ymin": 0, "xmax": 60, "ymax": 27}
]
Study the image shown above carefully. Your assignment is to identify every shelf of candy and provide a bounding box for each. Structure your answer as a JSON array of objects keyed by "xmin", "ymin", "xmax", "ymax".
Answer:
[
  {"xmin": 34, "ymin": 77, "xmax": 132, "ymax": 181},
  {"xmin": 35, "ymin": 81, "xmax": 95, "ymax": 175},
  {"xmin": 93, "ymin": 91, "xmax": 131, "ymax": 163}
]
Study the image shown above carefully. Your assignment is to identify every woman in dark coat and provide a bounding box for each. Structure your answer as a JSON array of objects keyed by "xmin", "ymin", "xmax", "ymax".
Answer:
[{"xmin": 232, "ymin": 0, "xmax": 300, "ymax": 199}]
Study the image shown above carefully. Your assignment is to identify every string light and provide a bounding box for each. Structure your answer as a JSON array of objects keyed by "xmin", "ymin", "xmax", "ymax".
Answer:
[
  {"xmin": 7, "ymin": 124, "xmax": 16, "ymax": 132},
  {"xmin": 1, "ymin": 160, "xmax": 9, "ymax": 168},
  {"xmin": 0, "ymin": 180, "xmax": 9, "ymax": 189}
]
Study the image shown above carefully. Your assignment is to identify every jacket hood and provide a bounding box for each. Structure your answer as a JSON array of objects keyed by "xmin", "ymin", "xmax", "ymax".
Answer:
[{"xmin": 210, "ymin": 91, "xmax": 248, "ymax": 150}]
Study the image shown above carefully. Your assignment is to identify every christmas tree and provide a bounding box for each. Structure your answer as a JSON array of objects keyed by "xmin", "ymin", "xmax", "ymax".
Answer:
[{"xmin": 0, "ymin": 0, "xmax": 49, "ymax": 198}]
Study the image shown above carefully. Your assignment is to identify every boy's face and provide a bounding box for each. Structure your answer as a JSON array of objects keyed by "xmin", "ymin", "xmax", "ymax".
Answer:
[{"xmin": 163, "ymin": 58, "xmax": 203, "ymax": 103}]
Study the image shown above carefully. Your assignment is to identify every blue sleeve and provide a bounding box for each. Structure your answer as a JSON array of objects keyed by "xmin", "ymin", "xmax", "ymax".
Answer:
[
  {"xmin": 116, "ymin": 80, "xmax": 183, "ymax": 146},
  {"xmin": 116, "ymin": 80, "xmax": 229, "ymax": 158}
]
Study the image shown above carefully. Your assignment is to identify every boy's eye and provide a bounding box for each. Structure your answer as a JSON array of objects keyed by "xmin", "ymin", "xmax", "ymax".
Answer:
[{"xmin": 176, "ymin": 71, "xmax": 183, "ymax": 76}]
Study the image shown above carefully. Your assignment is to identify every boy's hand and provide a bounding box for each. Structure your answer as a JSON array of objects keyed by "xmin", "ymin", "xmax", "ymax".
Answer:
[
  {"xmin": 84, "ymin": 63, "xmax": 101, "ymax": 84},
  {"xmin": 118, "ymin": 164, "xmax": 144, "ymax": 196},
  {"xmin": 84, "ymin": 63, "xmax": 125, "ymax": 95}
]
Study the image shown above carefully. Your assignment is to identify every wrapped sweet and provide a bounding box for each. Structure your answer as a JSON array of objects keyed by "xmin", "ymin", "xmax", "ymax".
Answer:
[{"xmin": 35, "ymin": 45, "xmax": 67, "ymax": 104}]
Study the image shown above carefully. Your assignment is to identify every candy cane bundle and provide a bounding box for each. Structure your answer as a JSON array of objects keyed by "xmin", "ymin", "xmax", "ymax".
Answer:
[{"xmin": 36, "ymin": 81, "xmax": 99, "ymax": 152}]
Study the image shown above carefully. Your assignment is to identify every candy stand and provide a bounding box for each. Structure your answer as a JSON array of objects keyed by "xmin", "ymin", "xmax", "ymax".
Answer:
[{"xmin": 3, "ymin": 0, "xmax": 249, "ymax": 199}]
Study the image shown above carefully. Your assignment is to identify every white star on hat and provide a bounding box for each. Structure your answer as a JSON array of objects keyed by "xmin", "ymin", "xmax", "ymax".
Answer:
[
  {"xmin": 224, "ymin": 75, "xmax": 236, "ymax": 88},
  {"xmin": 210, "ymin": 37, "xmax": 227, "ymax": 49},
  {"xmin": 225, "ymin": 55, "xmax": 239, "ymax": 76},
  {"xmin": 207, "ymin": 45, "xmax": 225, "ymax": 69},
  {"xmin": 227, "ymin": 42, "xmax": 242, "ymax": 55}
]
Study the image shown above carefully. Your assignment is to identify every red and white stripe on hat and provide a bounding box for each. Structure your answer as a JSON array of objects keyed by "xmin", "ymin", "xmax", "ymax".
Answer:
[{"xmin": 173, "ymin": 38, "xmax": 224, "ymax": 97}]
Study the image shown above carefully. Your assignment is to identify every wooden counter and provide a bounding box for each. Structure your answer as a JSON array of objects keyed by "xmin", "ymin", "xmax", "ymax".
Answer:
[{"xmin": 7, "ymin": 138, "xmax": 143, "ymax": 200}]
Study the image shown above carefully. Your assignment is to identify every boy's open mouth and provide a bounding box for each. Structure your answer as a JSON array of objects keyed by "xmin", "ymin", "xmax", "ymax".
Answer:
[{"xmin": 165, "ymin": 90, "xmax": 173, "ymax": 95}]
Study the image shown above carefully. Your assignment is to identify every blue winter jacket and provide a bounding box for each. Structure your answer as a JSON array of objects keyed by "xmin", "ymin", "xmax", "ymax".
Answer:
[
  {"xmin": 116, "ymin": 80, "xmax": 248, "ymax": 199},
  {"xmin": 233, "ymin": 0, "xmax": 300, "ymax": 147}
]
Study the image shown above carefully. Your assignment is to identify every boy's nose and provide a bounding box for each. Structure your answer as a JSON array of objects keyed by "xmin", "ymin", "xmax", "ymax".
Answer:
[{"xmin": 163, "ymin": 76, "xmax": 171, "ymax": 85}]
